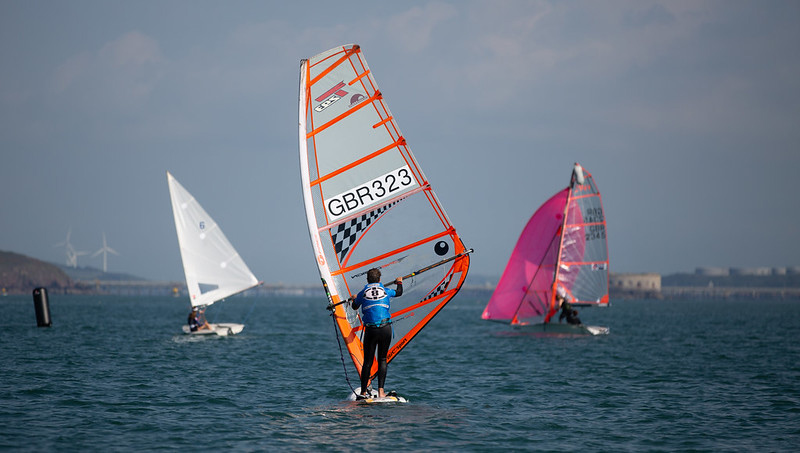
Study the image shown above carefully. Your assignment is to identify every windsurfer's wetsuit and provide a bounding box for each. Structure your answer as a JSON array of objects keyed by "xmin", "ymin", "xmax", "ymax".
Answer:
[{"xmin": 352, "ymin": 281, "xmax": 403, "ymax": 394}]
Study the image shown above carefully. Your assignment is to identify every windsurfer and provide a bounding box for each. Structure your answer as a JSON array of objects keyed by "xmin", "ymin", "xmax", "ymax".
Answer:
[
  {"xmin": 349, "ymin": 268, "xmax": 403, "ymax": 399},
  {"xmin": 187, "ymin": 306, "xmax": 210, "ymax": 332}
]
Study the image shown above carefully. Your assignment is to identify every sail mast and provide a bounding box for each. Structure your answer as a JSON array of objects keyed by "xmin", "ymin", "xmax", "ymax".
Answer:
[
  {"xmin": 298, "ymin": 54, "xmax": 367, "ymax": 375},
  {"xmin": 542, "ymin": 165, "xmax": 577, "ymax": 323}
]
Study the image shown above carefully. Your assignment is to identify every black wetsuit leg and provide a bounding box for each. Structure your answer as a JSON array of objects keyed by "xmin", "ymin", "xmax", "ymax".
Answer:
[
  {"xmin": 361, "ymin": 327, "xmax": 377, "ymax": 392},
  {"xmin": 360, "ymin": 324, "xmax": 393, "ymax": 392},
  {"xmin": 374, "ymin": 324, "xmax": 392, "ymax": 390}
]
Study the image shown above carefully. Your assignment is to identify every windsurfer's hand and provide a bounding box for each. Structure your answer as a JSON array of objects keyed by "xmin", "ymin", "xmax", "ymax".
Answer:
[{"xmin": 396, "ymin": 277, "xmax": 402, "ymax": 284}]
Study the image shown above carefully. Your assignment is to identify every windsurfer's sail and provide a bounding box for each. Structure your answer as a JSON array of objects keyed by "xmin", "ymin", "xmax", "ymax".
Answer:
[
  {"xmin": 298, "ymin": 44, "xmax": 471, "ymax": 380},
  {"xmin": 482, "ymin": 163, "xmax": 609, "ymax": 329},
  {"xmin": 167, "ymin": 171, "xmax": 260, "ymax": 309}
]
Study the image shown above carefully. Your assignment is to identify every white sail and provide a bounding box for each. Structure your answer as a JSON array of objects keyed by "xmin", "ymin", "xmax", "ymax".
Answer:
[{"xmin": 167, "ymin": 171, "xmax": 259, "ymax": 308}]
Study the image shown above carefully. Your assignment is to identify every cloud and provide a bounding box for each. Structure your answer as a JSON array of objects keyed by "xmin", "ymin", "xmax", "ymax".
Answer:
[
  {"xmin": 385, "ymin": 2, "xmax": 458, "ymax": 53},
  {"xmin": 97, "ymin": 31, "xmax": 164, "ymax": 67},
  {"xmin": 52, "ymin": 51, "xmax": 92, "ymax": 93},
  {"xmin": 405, "ymin": 1, "xmax": 800, "ymax": 151},
  {"xmin": 622, "ymin": 3, "xmax": 676, "ymax": 28},
  {"xmin": 52, "ymin": 31, "xmax": 165, "ymax": 106}
]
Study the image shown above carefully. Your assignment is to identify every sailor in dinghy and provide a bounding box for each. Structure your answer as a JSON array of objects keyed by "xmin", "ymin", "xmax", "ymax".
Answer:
[
  {"xmin": 548, "ymin": 286, "xmax": 580, "ymax": 326},
  {"xmin": 187, "ymin": 306, "xmax": 211, "ymax": 332}
]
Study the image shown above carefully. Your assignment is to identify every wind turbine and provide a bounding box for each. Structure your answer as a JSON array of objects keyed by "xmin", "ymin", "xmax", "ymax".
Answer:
[
  {"xmin": 92, "ymin": 232, "xmax": 119, "ymax": 273},
  {"xmin": 54, "ymin": 229, "xmax": 89, "ymax": 268}
]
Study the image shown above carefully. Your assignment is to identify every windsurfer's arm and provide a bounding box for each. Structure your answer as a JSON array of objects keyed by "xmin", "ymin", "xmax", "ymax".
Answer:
[
  {"xmin": 350, "ymin": 292, "xmax": 361, "ymax": 309},
  {"xmin": 393, "ymin": 277, "xmax": 403, "ymax": 297}
]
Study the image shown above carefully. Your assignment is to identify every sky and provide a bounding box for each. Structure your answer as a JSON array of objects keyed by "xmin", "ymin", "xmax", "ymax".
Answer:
[{"xmin": 1, "ymin": 1, "xmax": 799, "ymax": 285}]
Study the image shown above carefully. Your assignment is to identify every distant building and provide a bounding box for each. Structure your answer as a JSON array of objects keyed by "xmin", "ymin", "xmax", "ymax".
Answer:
[
  {"xmin": 730, "ymin": 267, "xmax": 771, "ymax": 276},
  {"xmin": 610, "ymin": 273, "xmax": 661, "ymax": 299},
  {"xmin": 772, "ymin": 267, "xmax": 787, "ymax": 276},
  {"xmin": 696, "ymin": 267, "xmax": 730, "ymax": 277},
  {"xmin": 696, "ymin": 266, "xmax": 798, "ymax": 277}
]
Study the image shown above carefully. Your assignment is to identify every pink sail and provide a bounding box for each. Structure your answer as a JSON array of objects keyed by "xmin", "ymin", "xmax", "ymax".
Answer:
[
  {"xmin": 481, "ymin": 188, "xmax": 568, "ymax": 323},
  {"xmin": 482, "ymin": 163, "xmax": 609, "ymax": 326}
]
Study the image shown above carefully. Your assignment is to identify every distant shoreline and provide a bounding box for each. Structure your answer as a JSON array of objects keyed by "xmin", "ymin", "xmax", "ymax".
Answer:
[
  {"xmin": 659, "ymin": 286, "xmax": 800, "ymax": 300},
  {"xmin": 4, "ymin": 249, "xmax": 800, "ymax": 300},
  {"xmin": 3, "ymin": 283, "xmax": 800, "ymax": 301}
]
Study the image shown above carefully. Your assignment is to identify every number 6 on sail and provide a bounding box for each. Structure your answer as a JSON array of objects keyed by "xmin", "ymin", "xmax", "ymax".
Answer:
[{"xmin": 298, "ymin": 44, "xmax": 472, "ymax": 382}]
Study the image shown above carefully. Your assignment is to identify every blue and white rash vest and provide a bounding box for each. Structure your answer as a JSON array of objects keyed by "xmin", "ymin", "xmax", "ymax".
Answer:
[{"xmin": 353, "ymin": 282, "xmax": 396, "ymax": 325}]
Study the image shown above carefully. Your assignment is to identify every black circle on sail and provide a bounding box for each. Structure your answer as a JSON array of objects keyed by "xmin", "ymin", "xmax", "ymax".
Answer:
[{"xmin": 434, "ymin": 241, "xmax": 449, "ymax": 256}]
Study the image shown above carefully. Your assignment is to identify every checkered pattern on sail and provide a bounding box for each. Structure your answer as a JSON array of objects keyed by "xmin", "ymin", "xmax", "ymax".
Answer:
[
  {"xmin": 332, "ymin": 201, "xmax": 398, "ymax": 263},
  {"xmin": 423, "ymin": 273, "xmax": 454, "ymax": 301}
]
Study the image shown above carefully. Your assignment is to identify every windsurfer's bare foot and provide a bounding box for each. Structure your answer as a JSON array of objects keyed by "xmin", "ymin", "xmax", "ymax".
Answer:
[{"xmin": 378, "ymin": 389, "xmax": 386, "ymax": 398}]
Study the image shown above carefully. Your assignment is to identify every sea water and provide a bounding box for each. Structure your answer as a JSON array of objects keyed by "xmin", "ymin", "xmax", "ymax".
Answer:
[{"xmin": 1, "ymin": 294, "xmax": 798, "ymax": 451}]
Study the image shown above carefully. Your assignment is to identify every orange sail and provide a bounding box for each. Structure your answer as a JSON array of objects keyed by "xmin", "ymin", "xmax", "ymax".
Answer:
[{"xmin": 298, "ymin": 44, "xmax": 471, "ymax": 380}]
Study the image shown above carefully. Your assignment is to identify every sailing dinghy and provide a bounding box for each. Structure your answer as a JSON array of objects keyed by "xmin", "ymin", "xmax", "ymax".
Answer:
[
  {"xmin": 482, "ymin": 163, "xmax": 610, "ymax": 335},
  {"xmin": 167, "ymin": 171, "xmax": 261, "ymax": 336},
  {"xmin": 298, "ymin": 44, "xmax": 472, "ymax": 397}
]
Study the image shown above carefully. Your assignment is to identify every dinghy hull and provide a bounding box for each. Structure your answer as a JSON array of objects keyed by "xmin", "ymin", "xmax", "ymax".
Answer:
[{"xmin": 181, "ymin": 323, "xmax": 244, "ymax": 336}]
